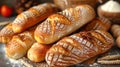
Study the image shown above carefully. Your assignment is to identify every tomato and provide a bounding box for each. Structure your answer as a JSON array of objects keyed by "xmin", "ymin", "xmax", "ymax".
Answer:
[
  {"xmin": 0, "ymin": 6, "xmax": 1, "ymax": 14},
  {"xmin": 1, "ymin": 5, "xmax": 13, "ymax": 17},
  {"xmin": 0, "ymin": 7, "xmax": 1, "ymax": 14}
]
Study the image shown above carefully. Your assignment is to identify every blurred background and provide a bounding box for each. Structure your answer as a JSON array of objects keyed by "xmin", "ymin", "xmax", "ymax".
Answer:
[{"xmin": 0, "ymin": 0, "xmax": 53, "ymax": 21}]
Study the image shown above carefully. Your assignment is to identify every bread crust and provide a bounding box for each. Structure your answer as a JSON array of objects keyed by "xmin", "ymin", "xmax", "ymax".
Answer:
[
  {"xmin": 34, "ymin": 5, "xmax": 95, "ymax": 44},
  {"xmin": 0, "ymin": 23, "xmax": 15, "ymax": 43},
  {"xmin": 6, "ymin": 28, "xmax": 35, "ymax": 59},
  {"xmin": 12, "ymin": 3, "xmax": 58, "ymax": 33},
  {"xmin": 82, "ymin": 17, "xmax": 111, "ymax": 31},
  {"xmin": 27, "ymin": 43, "xmax": 51, "ymax": 62},
  {"xmin": 45, "ymin": 30, "xmax": 114, "ymax": 67}
]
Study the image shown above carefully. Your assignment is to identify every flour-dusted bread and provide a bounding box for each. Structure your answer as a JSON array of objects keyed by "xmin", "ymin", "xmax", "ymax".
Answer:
[
  {"xmin": 34, "ymin": 5, "xmax": 95, "ymax": 44},
  {"xmin": 6, "ymin": 27, "xmax": 36, "ymax": 59},
  {"xmin": 0, "ymin": 23, "xmax": 15, "ymax": 44},
  {"xmin": 12, "ymin": 3, "xmax": 58, "ymax": 33},
  {"xmin": 45, "ymin": 30, "xmax": 114, "ymax": 67},
  {"xmin": 27, "ymin": 42, "xmax": 51, "ymax": 62},
  {"xmin": 82, "ymin": 17, "xmax": 111, "ymax": 31}
]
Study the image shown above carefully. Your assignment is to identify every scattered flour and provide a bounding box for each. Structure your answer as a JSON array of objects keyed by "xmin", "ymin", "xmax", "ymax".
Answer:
[{"xmin": 0, "ymin": 44, "xmax": 24, "ymax": 67}]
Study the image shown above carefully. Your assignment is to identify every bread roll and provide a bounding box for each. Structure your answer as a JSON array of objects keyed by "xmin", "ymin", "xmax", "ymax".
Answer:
[
  {"xmin": 116, "ymin": 36, "xmax": 120, "ymax": 48},
  {"xmin": 35, "ymin": 5, "xmax": 95, "ymax": 44},
  {"xmin": 0, "ymin": 23, "xmax": 15, "ymax": 44},
  {"xmin": 111, "ymin": 24, "xmax": 120, "ymax": 37},
  {"xmin": 6, "ymin": 27, "xmax": 35, "ymax": 59},
  {"xmin": 12, "ymin": 3, "xmax": 58, "ymax": 33},
  {"xmin": 27, "ymin": 43, "xmax": 51, "ymax": 62},
  {"xmin": 82, "ymin": 17, "xmax": 111, "ymax": 31},
  {"xmin": 45, "ymin": 30, "xmax": 114, "ymax": 67}
]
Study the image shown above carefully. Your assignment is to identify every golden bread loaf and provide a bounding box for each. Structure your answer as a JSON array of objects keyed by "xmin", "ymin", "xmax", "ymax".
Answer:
[
  {"xmin": 12, "ymin": 3, "xmax": 58, "ymax": 33},
  {"xmin": 34, "ymin": 5, "xmax": 95, "ymax": 44},
  {"xmin": 82, "ymin": 17, "xmax": 111, "ymax": 31},
  {"xmin": 6, "ymin": 27, "xmax": 35, "ymax": 59},
  {"xmin": 0, "ymin": 23, "xmax": 15, "ymax": 44},
  {"xmin": 27, "ymin": 43, "xmax": 51, "ymax": 62},
  {"xmin": 45, "ymin": 30, "xmax": 114, "ymax": 67}
]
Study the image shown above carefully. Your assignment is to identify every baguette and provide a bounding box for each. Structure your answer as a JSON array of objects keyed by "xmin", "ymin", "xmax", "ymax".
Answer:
[
  {"xmin": 82, "ymin": 17, "xmax": 111, "ymax": 31},
  {"xmin": 0, "ymin": 23, "xmax": 15, "ymax": 43},
  {"xmin": 45, "ymin": 30, "xmax": 114, "ymax": 67},
  {"xmin": 6, "ymin": 27, "xmax": 35, "ymax": 59},
  {"xmin": 12, "ymin": 3, "xmax": 58, "ymax": 33},
  {"xmin": 34, "ymin": 5, "xmax": 95, "ymax": 44},
  {"xmin": 27, "ymin": 42, "xmax": 51, "ymax": 62}
]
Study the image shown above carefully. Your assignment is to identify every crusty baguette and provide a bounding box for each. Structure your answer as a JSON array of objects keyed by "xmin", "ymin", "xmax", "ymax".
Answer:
[
  {"xmin": 45, "ymin": 30, "xmax": 114, "ymax": 67},
  {"xmin": 82, "ymin": 17, "xmax": 111, "ymax": 31},
  {"xmin": 12, "ymin": 3, "xmax": 58, "ymax": 33},
  {"xmin": 27, "ymin": 42, "xmax": 51, "ymax": 62},
  {"xmin": 0, "ymin": 23, "xmax": 15, "ymax": 44},
  {"xmin": 6, "ymin": 27, "xmax": 36, "ymax": 59},
  {"xmin": 34, "ymin": 5, "xmax": 95, "ymax": 44}
]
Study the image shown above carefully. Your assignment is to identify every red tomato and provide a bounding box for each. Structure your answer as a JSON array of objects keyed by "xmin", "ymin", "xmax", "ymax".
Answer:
[
  {"xmin": 0, "ymin": 6, "xmax": 1, "ymax": 14},
  {"xmin": 1, "ymin": 5, "xmax": 13, "ymax": 17}
]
